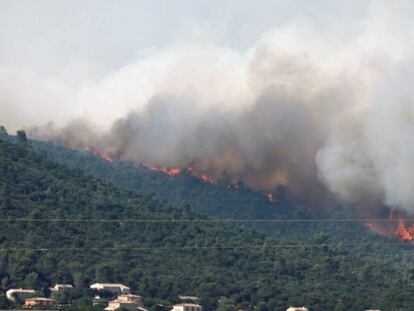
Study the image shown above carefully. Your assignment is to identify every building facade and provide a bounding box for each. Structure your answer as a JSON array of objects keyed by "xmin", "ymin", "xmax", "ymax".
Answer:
[
  {"xmin": 171, "ymin": 303, "xmax": 202, "ymax": 311},
  {"xmin": 286, "ymin": 307, "xmax": 309, "ymax": 311},
  {"xmin": 6, "ymin": 289, "xmax": 36, "ymax": 302},
  {"xmin": 49, "ymin": 284, "xmax": 73, "ymax": 292},
  {"xmin": 90, "ymin": 283, "xmax": 131, "ymax": 295},
  {"xmin": 24, "ymin": 297, "xmax": 56, "ymax": 309},
  {"xmin": 105, "ymin": 294, "xmax": 145, "ymax": 311}
]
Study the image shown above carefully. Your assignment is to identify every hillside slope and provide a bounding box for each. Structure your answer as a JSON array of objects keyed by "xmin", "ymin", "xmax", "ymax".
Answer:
[
  {"xmin": 0, "ymin": 136, "xmax": 413, "ymax": 310},
  {"xmin": 32, "ymin": 142, "xmax": 298, "ymax": 219},
  {"xmin": 0, "ymin": 137, "xmax": 273, "ymax": 310},
  {"xmin": 31, "ymin": 139, "xmax": 414, "ymax": 260}
]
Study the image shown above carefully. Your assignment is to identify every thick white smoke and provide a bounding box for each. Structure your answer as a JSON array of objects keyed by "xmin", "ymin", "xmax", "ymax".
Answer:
[
  {"xmin": 3, "ymin": 1, "xmax": 414, "ymax": 212},
  {"xmin": 317, "ymin": 63, "xmax": 414, "ymax": 213}
]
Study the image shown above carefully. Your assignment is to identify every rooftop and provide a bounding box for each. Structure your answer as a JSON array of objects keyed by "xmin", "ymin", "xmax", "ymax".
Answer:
[
  {"xmin": 90, "ymin": 283, "xmax": 130, "ymax": 289},
  {"xmin": 25, "ymin": 298, "xmax": 56, "ymax": 302},
  {"xmin": 174, "ymin": 303, "xmax": 202, "ymax": 307},
  {"xmin": 117, "ymin": 294, "xmax": 141, "ymax": 300},
  {"xmin": 6, "ymin": 288, "xmax": 35, "ymax": 293},
  {"xmin": 178, "ymin": 295, "xmax": 199, "ymax": 300}
]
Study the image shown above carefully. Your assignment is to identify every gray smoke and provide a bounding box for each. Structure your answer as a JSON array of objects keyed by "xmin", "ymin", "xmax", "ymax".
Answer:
[
  {"xmin": 4, "ymin": 1, "xmax": 414, "ymax": 212},
  {"xmin": 28, "ymin": 43, "xmax": 358, "ymax": 205}
]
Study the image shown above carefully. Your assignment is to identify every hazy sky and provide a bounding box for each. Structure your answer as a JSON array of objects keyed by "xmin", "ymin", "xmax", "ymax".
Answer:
[{"xmin": 0, "ymin": 0, "xmax": 368, "ymax": 77}]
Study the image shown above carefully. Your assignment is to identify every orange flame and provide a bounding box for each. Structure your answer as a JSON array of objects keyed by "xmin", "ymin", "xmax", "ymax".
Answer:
[
  {"xmin": 146, "ymin": 165, "xmax": 215, "ymax": 183},
  {"xmin": 395, "ymin": 217, "xmax": 414, "ymax": 241},
  {"xmin": 366, "ymin": 209, "xmax": 414, "ymax": 242},
  {"xmin": 148, "ymin": 165, "xmax": 182, "ymax": 176},
  {"xmin": 187, "ymin": 167, "xmax": 214, "ymax": 183},
  {"xmin": 84, "ymin": 147, "xmax": 113, "ymax": 162}
]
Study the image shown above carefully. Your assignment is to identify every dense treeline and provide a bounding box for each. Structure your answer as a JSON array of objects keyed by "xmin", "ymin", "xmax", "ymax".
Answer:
[
  {"xmin": 0, "ymin": 133, "xmax": 413, "ymax": 310},
  {"xmin": 32, "ymin": 139, "xmax": 305, "ymax": 221},
  {"xmin": 32, "ymin": 138, "xmax": 414, "ymax": 269}
]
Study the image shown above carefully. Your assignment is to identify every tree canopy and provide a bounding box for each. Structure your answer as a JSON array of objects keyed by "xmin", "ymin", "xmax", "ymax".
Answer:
[{"xmin": 0, "ymin": 135, "xmax": 413, "ymax": 310}]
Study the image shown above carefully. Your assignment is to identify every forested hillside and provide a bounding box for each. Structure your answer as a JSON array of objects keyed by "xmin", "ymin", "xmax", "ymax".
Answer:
[
  {"xmin": 32, "ymin": 140, "xmax": 307, "ymax": 221},
  {"xmin": 31, "ymin": 139, "xmax": 414, "ymax": 267},
  {"xmin": 0, "ymin": 134, "xmax": 414, "ymax": 310}
]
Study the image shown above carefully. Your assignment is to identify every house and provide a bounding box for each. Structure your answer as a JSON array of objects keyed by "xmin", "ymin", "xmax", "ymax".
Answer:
[
  {"xmin": 286, "ymin": 307, "xmax": 309, "ymax": 311},
  {"xmin": 49, "ymin": 284, "xmax": 73, "ymax": 292},
  {"xmin": 24, "ymin": 297, "xmax": 56, "ymax": 309},
  {"xmin": 115, "ymin": 294, "xmax": 143, "ymax": 303},
  {"xmin": 6, "ymin": 288, "xmax": 36, "ymax": 302},
  {"xmin": 105, "ymin": 294, "xmax": 146, "ymax": 311},
  {"xmin": 171, "ymin": 303, "xmax": 202, "ymax": 311},
  {"xmin": 90, "ymin": 283, "xmax": 131, "ymax": 295},
  {"xmin": 178, "ymin": 296, "xmax": 200, "ymax": 304}
]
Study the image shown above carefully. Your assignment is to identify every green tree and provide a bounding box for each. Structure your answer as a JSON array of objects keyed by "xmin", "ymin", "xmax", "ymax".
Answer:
[
  {"xmin": 24, "ymin": 272, "xmax": 42, "ymax": 289},
  {"xmin": 0, "ymin": 184, "xmax": 12, "ymax": 211},
  {"xmin": 0, "ymin": 126, "xmax": 7, "ymax": 136},
  {"xmin": 16, "ymin": 130, "xmax": 27, "ymax": 144},
  {"xmin": 0, "ymin": 294, "xmax": 11, "ymax": 309},
  {"xmin": 217, "ymin": 296, "xmax": 236, "ymax": 311}
]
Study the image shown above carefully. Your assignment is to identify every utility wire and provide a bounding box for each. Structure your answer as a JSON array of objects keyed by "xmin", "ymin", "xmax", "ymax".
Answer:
[
  {"xmin": 0, "ymin": 243, "xmax": 407, "ymax": 252},
  {"xmin": 0, "ymin": 218, "xmax": 410, "ymax": 223}
]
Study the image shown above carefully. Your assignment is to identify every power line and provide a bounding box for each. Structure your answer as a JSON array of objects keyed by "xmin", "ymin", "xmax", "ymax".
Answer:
[
  {"xmin": 0, "ymin": 218, "xmax": 410, "ymax": 223},
  {"xmin": 0, "ymin": 243, "xmax": 406, "ymax": 252}
]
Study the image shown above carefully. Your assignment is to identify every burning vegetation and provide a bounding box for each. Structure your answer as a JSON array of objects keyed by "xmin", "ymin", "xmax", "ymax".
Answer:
[
  {"xmin": 50, "ymin": 141, "xmax": 414, "ymax": 245},
  {"xmin": 366, "ymin": 209, "xmax": 414, "ymax": 242},
  {"xmin": 83, "ymin": 144, "xmax": 414, "ymax": 243},
  {"xmin": 147, "ymin": 165, "xmax": 182, "ymax": 176},
  {"xmin": 84, "ymin": 147, "xmax": 113, "ymax": 162},
  {"xmin": 82, "ymin": 146, "xmax": 217, "ymax": 184},
  {"xmin": 394, "ymin": 217, "xmax": 414, "ymax": 242},
  {"xmin": 147, "ymin": 165, "xmax": 215, "ymax": 183},
  {"xmin": 82, "ymin": 148, "xmax": 215, "ymax": 183},
  {"xmin": 187, "ymin": 167, "xmax": 214, "ymax": 183},
  {"xmin": 80, "ymin": 146, "xmax": 220, "ymax": 183}
]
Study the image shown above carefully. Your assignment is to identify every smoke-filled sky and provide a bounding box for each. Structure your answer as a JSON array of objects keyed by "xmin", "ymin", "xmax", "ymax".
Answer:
[{"xmin": 2, "ymin": 0, "xmax": 414, "ymax": 213}]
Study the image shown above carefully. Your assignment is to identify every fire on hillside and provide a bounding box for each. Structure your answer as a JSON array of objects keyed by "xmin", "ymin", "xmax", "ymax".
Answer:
[
  {"xmin": 366, "ymin": 209, "xmax": 414, "ymax": 242},
  {"xmin": 147, "ymin": 165, "xmax": 215, "ymax": 183},
  {"xmin": 84, "ymin": 147, "xmax": 113, "ymax": 162},
  {"xmin": 82, "ymin": 146, "xmax": 413, "ymax": 242}
]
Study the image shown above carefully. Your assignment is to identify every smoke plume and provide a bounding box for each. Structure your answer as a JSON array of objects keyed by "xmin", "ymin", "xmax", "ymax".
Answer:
[{"xmin": 3, "ymin": 1, "xmax": 414, "ymax": 213}]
